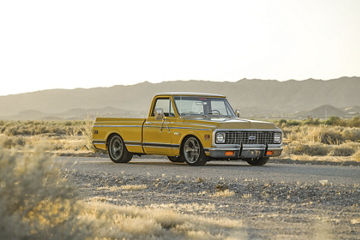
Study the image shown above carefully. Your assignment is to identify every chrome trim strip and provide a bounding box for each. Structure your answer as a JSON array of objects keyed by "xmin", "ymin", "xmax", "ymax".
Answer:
[
  {"xmin": 207, "ymin": 148, "xmax": 240, "ymax": 151},
  {"xmin": 143, "ymin": 145, "xmax": 178, "ymax": 148},
  {"xmin": 214, "ymin": 129, "xmax": 282, "ymax": 132},
  {"xmin": 173, "ymin": 123, "xmax": 217, "ymax": 128},
  {"xmin": 207, "ymin": 143, "xmax": 283, "ymax": 151},
  {"xmin": 124, "ymin": 141, "xmax": 142, "ymax": 146},
  {"xmin": 171, "ymin": 127, "xmax": 210, "ymax": 131},
  {"xmin": 143, "ymin": 125, "xmax": 209, "ymax": 131},
  {"xmin": 94, "ymin": 125, "xmax": 142, "ymax": 128},
  {"xmin": 242, "ymin": 147, "xmax": 267, "ymax": 150}
]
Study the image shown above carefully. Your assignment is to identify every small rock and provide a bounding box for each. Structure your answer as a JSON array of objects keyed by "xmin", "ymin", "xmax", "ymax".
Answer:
[{"xmin": 319, "ymin": 179, "xmax": 329, "ymax": 186}]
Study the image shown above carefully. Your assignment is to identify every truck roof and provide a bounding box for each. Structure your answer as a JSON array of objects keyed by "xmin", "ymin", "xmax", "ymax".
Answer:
[{"xmin": 155, "ymin": 92, "xmax": 225, "ymax": 97}]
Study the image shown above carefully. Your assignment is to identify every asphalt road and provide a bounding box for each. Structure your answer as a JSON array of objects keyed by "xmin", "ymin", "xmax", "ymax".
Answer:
[{"xmin": 57, "ymin": 156, "xmax": 360, "ymax": 185}]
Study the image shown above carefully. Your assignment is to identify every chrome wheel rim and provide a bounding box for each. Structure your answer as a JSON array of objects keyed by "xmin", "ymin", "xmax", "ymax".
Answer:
[
  {"xmin": 184, "ymin": 137, "xmax": 200, "ymax": 163},
  {"xmin": 110, "ymin": 137, "xmax": 123, "ymax": 161}
]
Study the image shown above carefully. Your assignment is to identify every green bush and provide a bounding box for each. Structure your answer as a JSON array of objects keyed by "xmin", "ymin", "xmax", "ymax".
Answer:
[
  {"xmin": 325, "ymin": 116, "xmax": 346, "ymax": 126},
  {"xmin": 318, "ymin": 129, "xmax": 344, "ymax": 144},
  {"xmin": 278, "ymin": 119, "xmax": 287, "ymax": 126},
  {"xmin": 342, "ymin": 128, "xmax": 360, "ymax": 142},
  {"xmin": 328, "ymin": 145, "xmax": 355, "ymax": 156},
  {"xmin": 303, "ymin": 117, "xmax": 320, "ymax": 126},
  {"xmin": 348, "ymin": 116, "xmax": 360, "ymax": 128},
  {"xmin": 286, "ymin": 120, "xmax": 301, "ymax": 126}
]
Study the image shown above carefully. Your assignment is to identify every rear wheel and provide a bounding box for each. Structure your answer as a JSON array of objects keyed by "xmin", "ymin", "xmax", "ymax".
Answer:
[
  {"xmin": 246, "ymin": 157, "xmax": 269, "ymax": 166},
  {"xmin": 181, "ymin": 136, "xmax": 207, "ymax": 166},
  {"xmin": 108, "ymin": 134, "xmax": 133, "ymax": 163},
  {"xmin": 167, "ymin": 156, "xmax": 184, "ymax": 162}
]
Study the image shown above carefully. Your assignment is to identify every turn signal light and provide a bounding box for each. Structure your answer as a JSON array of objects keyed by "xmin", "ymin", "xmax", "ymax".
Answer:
[
  {"xmin": 225, "ymin": 151, "xmax": 234, "ymax": 156},
  {"xmin": 266, "ymin": 151, "xmax": 273, "ymax": 156}
]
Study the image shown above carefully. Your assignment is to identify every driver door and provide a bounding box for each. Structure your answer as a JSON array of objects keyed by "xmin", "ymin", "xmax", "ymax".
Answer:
[{"xmin": 143, "ymin": 97, "xmax": 175, "ymax": 155}]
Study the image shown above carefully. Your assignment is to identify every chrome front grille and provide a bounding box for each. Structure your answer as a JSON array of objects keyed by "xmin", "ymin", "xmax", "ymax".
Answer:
[{"xmin": 223, "ymin": 131, "xmax": 275, "ymax": 144}]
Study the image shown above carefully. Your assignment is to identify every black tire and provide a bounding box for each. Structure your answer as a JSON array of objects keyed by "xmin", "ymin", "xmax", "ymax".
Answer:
[
  {"xmin": 167, "ymin": 156, "xmax": 184, "ymax": 162},
  {"xmin": 181, "ymin": 136, "xmax": 207, "ymax": 166},
  {"xmin": 246, "ymin": 157, "xmax": 269, "ymax": 166},
  {"xmin": 107, "ymin": 134, "xmax": 133, "ymax": 163}
]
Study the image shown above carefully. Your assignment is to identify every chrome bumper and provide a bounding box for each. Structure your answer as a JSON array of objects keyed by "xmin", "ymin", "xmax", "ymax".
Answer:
[{"xmin": 205, "ymin": 144, "xmax": 282, "ymax": 159}]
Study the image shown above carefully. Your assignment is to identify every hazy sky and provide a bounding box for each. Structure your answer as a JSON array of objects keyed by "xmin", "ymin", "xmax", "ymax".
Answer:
[{"xmin": 0, "ymin": 0, "xmax": 359, "ymax": 96}]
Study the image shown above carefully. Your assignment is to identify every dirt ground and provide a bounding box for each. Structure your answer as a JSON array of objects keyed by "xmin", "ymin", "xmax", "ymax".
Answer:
[{"xmin": 62, "ymin": 157, "xmax": 360, "ymax": 240}]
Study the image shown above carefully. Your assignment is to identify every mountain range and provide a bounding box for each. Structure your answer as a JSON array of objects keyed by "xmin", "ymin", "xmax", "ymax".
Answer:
[{"xmin": 0, "ymin": 77, "xmax": 359, "ymax": 120}]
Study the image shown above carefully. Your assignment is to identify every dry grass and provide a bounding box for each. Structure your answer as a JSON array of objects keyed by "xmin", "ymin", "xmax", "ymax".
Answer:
[
  {"xmin": 0, "ymin": 120, "xmax": 95, "ymax": 155},
  {"xmin": 0, "ymin": 143, "xmax": 246, "ymax": 239},
  {"xmin": 0, "ymin": 119, "xmax": 359, "ymax": 162},
  {"xmin": 120, "ymin": 184, "xmax": 148, "ymax": 190},
  {"xmin": 0, "ymin": 145, "xmax": 90, "ymax": 239},
  {"xmin": 276, "ymin": 116, "xmax": 360, "ymax": 128},
  {"xmin": 281, "ymin": 124, "xmax": 360, "ymax": 161},
  {"xmin": 283, "ymin": 125, "xmax": 360, "ymax": 145},
  {"xmin": 211, "ymin": 189, "xmax": 235, "ymax": 198},
  {"xmin": 81, "ymin": 201, "xmax": 245, "ymax": 240},
  {"xmin": 148, "ymin": 203, "xmax": 216, "ymax": 214},
  {"xmin": 97, "ymin": 184, "xmax": 148, "ymax": 192},
  {"xmin": 241, "ymin": 194, "xmax": 252, "ymax": 199},
  {"xmin": 353, "ymin": 150, "xmax": 360, "ymax": 162}
]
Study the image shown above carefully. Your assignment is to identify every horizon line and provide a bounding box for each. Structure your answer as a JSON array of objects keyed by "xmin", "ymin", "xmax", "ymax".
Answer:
[{"xmin": 1, "ymin": 76, "xmax": 358, "ymax": 97}]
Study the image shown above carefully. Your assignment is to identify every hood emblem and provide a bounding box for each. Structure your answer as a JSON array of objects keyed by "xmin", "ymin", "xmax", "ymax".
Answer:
[{"xmin": 248, "ymin": 135, "xmax": 256, "ymax": 141}]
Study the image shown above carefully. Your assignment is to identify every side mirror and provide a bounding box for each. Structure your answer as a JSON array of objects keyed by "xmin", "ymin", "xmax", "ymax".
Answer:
[
  {"xmin": 235, "ymin": 109, "xmax": 241, "ymax": 118},
  {"xmin": 155, "ymin": 108, "xmax": 165, "ymax": 120}
]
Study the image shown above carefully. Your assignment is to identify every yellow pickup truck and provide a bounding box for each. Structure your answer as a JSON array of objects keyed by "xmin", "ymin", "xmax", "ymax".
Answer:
[{"xmin": 92, "ymin": 92, "xmax": 282, "ymax": 166}]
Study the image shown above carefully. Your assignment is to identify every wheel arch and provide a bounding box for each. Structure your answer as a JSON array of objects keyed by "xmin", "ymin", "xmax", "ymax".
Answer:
[
  {"xmin": 179, "ymin": 134, "xmax": 204, "ymax": 155},
  {"xmin": 106, "ymin": 132, "xmax": 122, "ymax": 148}
]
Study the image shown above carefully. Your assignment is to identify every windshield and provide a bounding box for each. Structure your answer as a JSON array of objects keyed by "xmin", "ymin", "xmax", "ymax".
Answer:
[{"xmin": 173, "ymin": 96, "xmax": 236, "ymax": 118}]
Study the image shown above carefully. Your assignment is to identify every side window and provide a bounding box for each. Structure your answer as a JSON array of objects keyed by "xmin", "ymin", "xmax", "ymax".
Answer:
[
  {"xmin": 152, "ymin": 98, "xmax": 173, "ymax": 117},
  {"xmin": 169, "ymin": 101, "xmax": 175, "ymax": 117}
]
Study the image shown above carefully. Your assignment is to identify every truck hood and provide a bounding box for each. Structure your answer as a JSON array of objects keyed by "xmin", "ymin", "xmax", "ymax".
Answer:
[
  {"xmin": 185, "ymin": 117, "xmax": 278, "ymax": 130},
  {"xmin": 216, "ymin": 119, "xmax": 277, "ymax": 130}
]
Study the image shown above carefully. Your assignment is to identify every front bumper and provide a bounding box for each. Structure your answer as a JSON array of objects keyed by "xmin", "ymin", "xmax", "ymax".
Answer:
[{"xmin": 205, "ymin": 144, "xmax": 282, "ymax": 159}]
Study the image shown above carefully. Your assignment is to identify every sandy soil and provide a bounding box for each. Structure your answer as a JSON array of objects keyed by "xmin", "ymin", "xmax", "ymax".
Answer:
[{"xmin": 61, "ymin": 157, "xmax": 360, "ymax": 240}]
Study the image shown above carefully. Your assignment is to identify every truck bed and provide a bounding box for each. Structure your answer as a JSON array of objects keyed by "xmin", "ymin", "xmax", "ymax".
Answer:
[{"xmin": 93, "ymin": 117, "xmax": 146, "ymax": 153}]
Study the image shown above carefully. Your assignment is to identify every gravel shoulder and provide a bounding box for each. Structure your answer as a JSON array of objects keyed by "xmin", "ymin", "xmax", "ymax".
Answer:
[{"xmin": 60, "ymin": 157, "xmax": 360, "ymax": 240}]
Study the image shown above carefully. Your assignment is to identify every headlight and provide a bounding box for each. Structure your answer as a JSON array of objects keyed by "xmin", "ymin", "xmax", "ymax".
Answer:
[
  {"xmin": 274, "ymin": 132, "xmax": 282, "ymax": 143},
  {"xmin": 215, "ymin": 132, "xmax": 226, "ymax": 144}
]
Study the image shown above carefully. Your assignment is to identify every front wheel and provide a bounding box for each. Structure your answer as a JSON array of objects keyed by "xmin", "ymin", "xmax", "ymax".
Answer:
[
  {"xmin": 246, "ymin": 157, "xmax": 269, "ymax": 166},
  {"xmin": 181, "ymin": 136, "xmax": 207, "ymax": 166},
  {"xmin": 108, "ymin": 135, "xmax": 133, "ymax": 163}
]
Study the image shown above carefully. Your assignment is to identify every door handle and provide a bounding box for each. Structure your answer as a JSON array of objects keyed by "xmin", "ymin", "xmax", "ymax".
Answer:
[{"xmin": 160, "ymin": 118, "xmax": 170, "ymax": 132}]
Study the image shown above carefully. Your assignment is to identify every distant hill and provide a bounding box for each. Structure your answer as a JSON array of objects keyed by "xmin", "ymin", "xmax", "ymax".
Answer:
[
  {"xmin": 1, "ymin": 107, "xmax": 145, "ymax": 120},
  {"xmin": 295, "ymin": 105, "xmax": 346, "ymax": 119},
  {"xmin": 0, "ymin": 77, "xmax": 359, "ymax": 120}
]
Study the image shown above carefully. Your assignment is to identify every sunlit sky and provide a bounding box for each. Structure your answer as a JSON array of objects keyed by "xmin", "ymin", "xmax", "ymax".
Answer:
[{"xmin": 0, "ymin": 0, "xmax": 359, "ymax": 96}]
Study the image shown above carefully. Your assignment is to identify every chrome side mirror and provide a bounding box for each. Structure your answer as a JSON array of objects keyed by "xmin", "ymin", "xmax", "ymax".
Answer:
[
  {"xmin": 235, "ymin": 109, "xmax": 241, "ymax": 118},
  {"xmin": 155, "ymin": 108, "xmax": 165, "ymax": 120}
]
